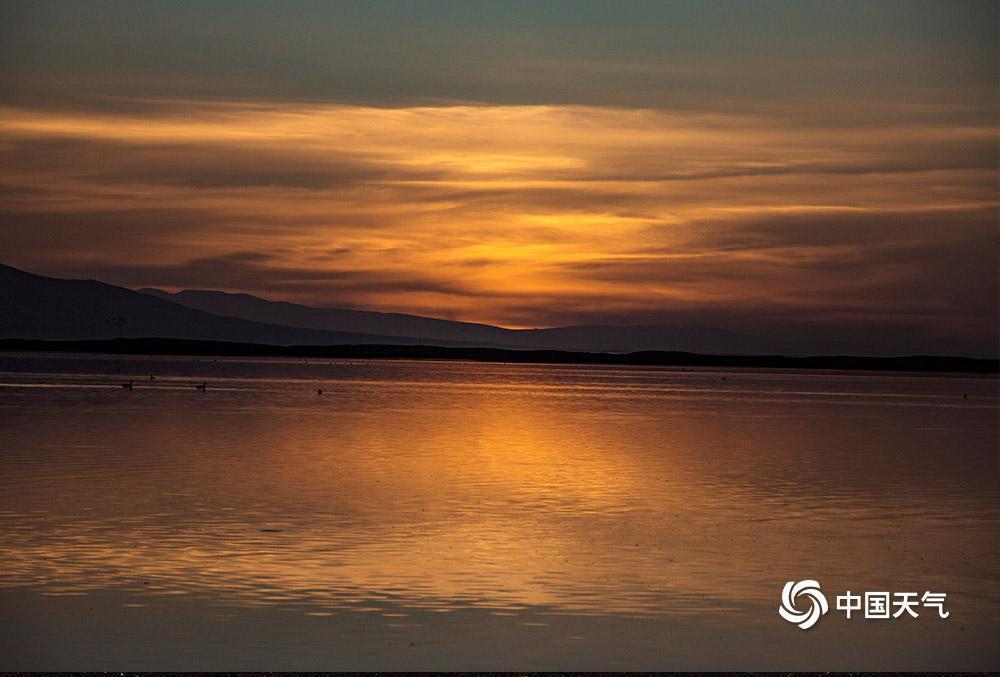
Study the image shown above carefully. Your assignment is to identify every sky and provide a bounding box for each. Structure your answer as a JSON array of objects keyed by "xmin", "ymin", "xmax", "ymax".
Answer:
[{"xmin": 1, "ymin": 1, "xmax": 997, "ymax": 354}]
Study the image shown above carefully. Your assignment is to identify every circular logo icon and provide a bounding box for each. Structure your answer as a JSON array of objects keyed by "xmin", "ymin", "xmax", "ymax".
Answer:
[{"xmin": 779, "ymin": 579, "xmax": 829, "ymax": 630}]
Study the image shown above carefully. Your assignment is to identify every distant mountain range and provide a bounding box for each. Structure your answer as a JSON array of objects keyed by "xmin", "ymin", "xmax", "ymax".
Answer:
[
  {"xmin": 0, "ymin": 262, "xmax": 888, "ymax": 355},
  {"xmin": 138, "ymin": 286, "xmax": 875, "ymax": 355},
  {"xmin": 0, "ymin": 263, "xmax": 493, "ymax": 348}
]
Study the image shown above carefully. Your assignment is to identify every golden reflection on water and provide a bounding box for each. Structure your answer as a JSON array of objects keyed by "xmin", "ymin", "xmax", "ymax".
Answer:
[{"xmin": 1, "ymin": 356, "xmax": 997, "ymax": 621}]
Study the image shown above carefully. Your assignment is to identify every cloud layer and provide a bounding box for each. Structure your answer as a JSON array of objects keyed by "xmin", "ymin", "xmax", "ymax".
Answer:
[
  {"xmin": 0, "ymin": 99, "xmax": 996, "ymax": 354},
  {"xmin": 1, "ymin": 2, "xmax": 997, "ymax": 354}
]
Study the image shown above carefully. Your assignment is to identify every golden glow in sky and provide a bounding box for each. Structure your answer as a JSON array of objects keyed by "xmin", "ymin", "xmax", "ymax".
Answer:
[
  {"xmin": 1, "ymin": 101, "xmax": 995, "ymax": 337},
  {"xmin": 0, "ymin": 1, "xmax": 997, "ymax": 354}
]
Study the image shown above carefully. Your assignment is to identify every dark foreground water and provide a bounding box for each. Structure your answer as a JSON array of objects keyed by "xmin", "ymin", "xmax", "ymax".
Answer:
[{"xmin": 0, "ymin": 352, "xmax": 997, "ymax": 670}]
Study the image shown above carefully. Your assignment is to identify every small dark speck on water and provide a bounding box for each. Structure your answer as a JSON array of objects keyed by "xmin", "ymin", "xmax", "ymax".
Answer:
[{"xmin": 260, "ymin": 528, "xmax": 284, "ymax": 533}]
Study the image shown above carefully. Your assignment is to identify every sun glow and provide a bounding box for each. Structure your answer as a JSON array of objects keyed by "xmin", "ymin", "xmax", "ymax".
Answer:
[{"xmin": 0, "ymin": 100, "xmax": 996, "ymax": 331}]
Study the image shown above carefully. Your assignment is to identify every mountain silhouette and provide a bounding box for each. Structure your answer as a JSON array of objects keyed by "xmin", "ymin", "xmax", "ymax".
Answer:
[
  {"xmin": 0, "ymin": 263, "xmax": 501, "ymax": 348},
  {"xmin": 0, "ymin": 262, "xmax": 878, "ymax": 354}
]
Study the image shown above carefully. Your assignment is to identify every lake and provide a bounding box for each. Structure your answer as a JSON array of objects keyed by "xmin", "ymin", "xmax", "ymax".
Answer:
[{"xmin": 0, "ymin": 352, "xmax": 997, "ymax": 670}]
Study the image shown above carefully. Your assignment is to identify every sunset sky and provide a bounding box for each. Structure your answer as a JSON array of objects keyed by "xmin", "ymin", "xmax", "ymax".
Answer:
[{"xmin": 1, "ymin": 1, "xmax": 997, "ymax": 354}]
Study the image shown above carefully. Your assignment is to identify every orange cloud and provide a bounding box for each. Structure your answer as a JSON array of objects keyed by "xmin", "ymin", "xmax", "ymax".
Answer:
[{"xmin": 0, "ymin": 100, "xmax": 996, "ymax": 350}]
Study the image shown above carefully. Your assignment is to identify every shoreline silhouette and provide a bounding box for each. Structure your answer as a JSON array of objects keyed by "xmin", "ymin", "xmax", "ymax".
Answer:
[{"xmin": 0, "ymin": 337, "xmax": 995, "ymax": 374}]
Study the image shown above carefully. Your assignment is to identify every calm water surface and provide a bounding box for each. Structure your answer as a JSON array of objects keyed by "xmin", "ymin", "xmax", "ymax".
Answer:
[{"xmin": 0, "ymin": 352, "xmax": 997, "ymax": 669}]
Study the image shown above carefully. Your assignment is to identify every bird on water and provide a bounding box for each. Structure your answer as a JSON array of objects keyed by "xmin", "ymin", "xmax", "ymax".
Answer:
[
  {"xmin": 195, "ymin": 382, "xmax": 207, "ymax": 391},
  {"xmin": 121, "ymin": 379, "xmax": 134, "ymax": 390}
]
